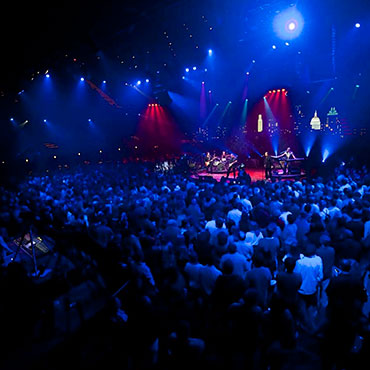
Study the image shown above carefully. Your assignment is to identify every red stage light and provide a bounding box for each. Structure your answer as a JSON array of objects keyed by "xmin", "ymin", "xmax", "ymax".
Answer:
[
  {"xmin": 282, "ymin": 88, "xmax": 286, "ymax": 91},
  {"xmin": 269, "ymin": 90, "xmax": 272, "ymax": 93},
  {"xmin": 273, "ymin": 90, "xmax": 276, "ymax": 93},
  {"xmin": 277, "ymin": 89, "xmax": 281, "ymax": 92}
]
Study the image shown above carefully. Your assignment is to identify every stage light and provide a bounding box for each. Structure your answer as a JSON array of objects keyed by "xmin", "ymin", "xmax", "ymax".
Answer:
[
  {"xmin": 282, "ymin": 88, "xmax": 285, "ymax": 91},
  {"xmin": 202, "ymin": 81, "xmax": 205, "ymax": 84},
  {"xmin": 80, "ymin": 77, "xmax": 84, "ymax": 81},
  {"xmin": 146, "ymin": 79, "xmax": 149, "ymax": 83},
  {"xmin": 99, "ymin": 150, "xmax": 103, "ymax": 154},
  {"xmin": 272, "ymin": 45, "xmax": 277, "ymax": 49},
  {"xmin": 204, "ymin": 68, "xmax": 208, "ymax": 72},
  {"xmin": 288, "ymin": 21, "xmax": 296, "ymax": 31},
  {"xmin": 10, "ymin": 118, "xmax": 14, "ymax": 122},
  {"xmin": 102, "ymin": 80, "xmax": 106, "ymax": 84},
  {"xmin": 46, "ymin": 74, "xmax": 50, "ymax": 78},
  {"xmin": 356, "ymin": 84, "xmax": 360, "ymax": 88},
  {"xmin": 269, "ymin": 90, "xmax": 272, "ymax": 93},
  {"xmin": 355, "ymin": 23, "xmax": 360, "ymax": 28},
  {"xmin": 208, "ymin": 49, "xmax": 213, "ymax": 56},
  {"xmin": 78, "ymin": 152, "xmax": 81, "ymax": 156},
  {"xmin": 277, "ymin": 89, "xmax": 281, "ymax": 92},
  {"xmin": 252, "ymin": 60, "xmax": 256, "ymax": 63},
  {"xmin": 193, "ymin": 66, "xmax": 197, "ymax": 70},
  {"xmin": 322, "ymin": 149, "xmax": 330, "ymax": 163},
  {"xmin": 25, "ymin": 158, "xmax": 29, "ymax": 163},
  {"xmin": 273, "ymin": 7, "xmax": 304, "ymax": 40},
  {"xmin": 273, "ymin": 90, "xmax": 276, "ymax": 93},
  {"xmin": 185, "ymin": 68, "xmax": 189, "ymax": 72},
  {"xmin": 285, "ymin": 42, "xmax": 290, "ymax": 46},
  {"xmin": 53, "ymin": 155, "xmax": 57, "ymax": 159},
  {"xmin": 208, "ymin": 90, "xmax": 212, "ymax": 93},
  {"xmin": 246, "ymin": 72, "xmax": 250, "ymax": 75},
  {"xmin": 182, "ymin": 76, "xmax": 185, "ymax": 79},
  {"xmin": 43, "ymin": 119, "xmax": 47, "ymax": 123},
  {"xmin": 118, "ymin": 147, "xmax": 121, "ymax": 151},
  {"xmin": 137, "ymin": 80, "xmax": 141, "ymax": 85}
]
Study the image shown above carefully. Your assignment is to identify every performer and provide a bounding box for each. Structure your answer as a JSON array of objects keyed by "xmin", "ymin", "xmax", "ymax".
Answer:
[
  {"xmin": 273, "ymin": 147, "xmax": 296, "ymax": 174},
  {"xmin": 263, "ymin": 151, "xmax": 273, "ymax": 179}
]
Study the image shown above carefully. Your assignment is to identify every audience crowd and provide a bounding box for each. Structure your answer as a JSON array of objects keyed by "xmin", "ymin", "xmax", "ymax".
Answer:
[{"xmin": 1, "ymin": 162, "xmax": 370, "ymax": 369}]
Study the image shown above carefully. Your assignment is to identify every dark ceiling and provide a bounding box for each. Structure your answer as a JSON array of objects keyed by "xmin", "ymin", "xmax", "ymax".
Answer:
[{"xmin": 2, "ymin": 0, "xmax": 370, "ymax": 93}]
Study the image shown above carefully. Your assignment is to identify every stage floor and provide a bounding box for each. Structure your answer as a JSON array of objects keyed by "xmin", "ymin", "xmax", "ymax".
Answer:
[
  {"xmin": 192, "ymin": 168, "xmax": 266, "ymax": 182},
  {"xmin": 192, "ymin": 168, "xmax": 306, "ymax": 182}
]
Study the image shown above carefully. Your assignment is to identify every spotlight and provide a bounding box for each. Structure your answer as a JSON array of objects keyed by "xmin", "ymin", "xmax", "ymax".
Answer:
[
  {"xmin": 46, "ymin": 74, "xmax": 50, "ymax": 78},
  {"xmin": 208, "ymin": 49, "xmax": 213, "ymax": 56},
  {"xmin": 10, "ymin": 118, "xmax": 14, "ymax": 122},
  {"xmin": 53, "ymin": 155, "xmax": 57, "ymax": 159},
  {"xmin": 246, "ymin": 72, "xmax": 250, "ymax": 75},
  {"xmin": 208, "ymin": 90, "xmax": 212, "ymax": 93},
  {"xmin": 137, "ymin": 80, "xmax": 141, "ymax": 85},
  {"xmin": 43, "ymin": 119, "xmax": 47, "ymax": 123},
  {"xmin": 356, "ymin": 84, "xmax": 360, "ymax": 88},
  {"xmin": 272, "ymin": 45, "xmax": 277, "ymax": 49},
  {"xmin": 78, "ymin": 152, "xmax": 81, "ymax": 156},
  {"xmin": 355, "ymin": 23, "xmax": 360, "ymax": 28},
  {"xmin": 277, "ymin": 89, "xmax": 281, "ymax": 92},
  {"xmin": 204, "ymin": 68, "xmax": 208, "ymax": 72},
  {"xmin": 202, "ymin": 81, "xmax": 205, "ymax": 84},
  {"xmin": 285, "ymin": 42, "xmax": 290, "ymax": 46},
  {"xmin": 80, "ymin": 77, "xmax": 85, "ymax": 81},
  {"xmin": 102, "ymin": 80, "xmax": 106, "ymax": 84},
  {"xmin": 88, "ymin": 118, "xmax": 92, "ymax": 123},
  {"xmin": 282, "ymin": 89, "xmax": 285, "ymax": 91},
  {"xmin": 182, "ymin": 76, "xmax": 185, "ymax": 79},
  {"xmin": 145, "ymin": 79, "xmax": 149, "ymax": 83},
  {"xmin": 269, "ymin": 90, "xmax": 272, "ymax": 93},
  {"xmin": 288, "ymin": 21, "xmax": 296, "ymax": 31},
  {"xmin": 273, "ymin": 8, "xmax": 304, "ymax": 40},
  {"xmin": 185, "ymin": 68, "xmax": 190, "ymax": 72},
  {"xmin": 273, "ymin": 90, "xmax": 276, "ymax": 93},
  {"xmin": 252, "ymin": 60, "xmax": 256, "ymax": 63},
  {"xmin": 193, "ymin": 66, "xmax": 197, "ymax": 70}
]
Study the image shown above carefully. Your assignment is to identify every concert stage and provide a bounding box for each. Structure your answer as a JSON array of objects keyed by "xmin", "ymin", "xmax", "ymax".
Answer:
[
  {"xmin": 192, "ymin": 168, "xmax": 265, "ymax": 182},
  {"xmin": 193, "ymin": 167, "xmax": 306, "ymax": 182}
]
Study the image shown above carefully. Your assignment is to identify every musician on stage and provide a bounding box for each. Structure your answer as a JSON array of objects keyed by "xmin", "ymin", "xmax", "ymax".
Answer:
[
  {"xmin": 273, "ymin": 147, "xmax": 296, "ymax": 174},
  {"xmin": 205, "ymin": 152, "xmax": 212, "ymax": 172},
  {"xmin": 263, "ymin": 152, "xmax": 273, "ymax": 179}
]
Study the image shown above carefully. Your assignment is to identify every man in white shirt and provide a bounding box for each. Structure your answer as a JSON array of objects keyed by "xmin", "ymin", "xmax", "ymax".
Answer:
[
  {"xmin": 227, "ymin": 203, "xmax": 243, "ymax": 228},
  {"xmin": 294, "ymin": 243, "xmax": 323, "ymax": 332},
  {"xmin": 220, "ymin": 243, "xmax": 249, "ymax": 279}
]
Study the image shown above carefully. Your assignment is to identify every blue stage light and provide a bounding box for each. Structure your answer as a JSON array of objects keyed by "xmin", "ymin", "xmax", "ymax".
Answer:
[
  {"xmin": 322, "ymin": 149, "xmax": 330, "ymax": 163},
  {"xmin": 46, "ymin": 74, "xmax": 50, "ymax": 78},
  {"xmin": 193, "ymin": 66, "xmax": 197, "ymax": 70},
  {"xmin": 43, "ymin": 119, "xmax": 47, "ymax": 123},
  {"xmin": 273, "ymin": 7, "xmax": 304, "ymax": 40},
  {"xmin": 355, "ymin": 23, "xmax": 361, "ymax": 28},
  {"xmin": 80, "ymin": 77, "xmax": 85, "ymax": 81},
  {"xmin": 10, "ymin": 118, "xmax": 14, "ymax": 122},
  {"xmin": 182, "ymin": 76, "xmax": 185, "ymax": 80},
  {"xmin": 272, "ymin": 45, "xmax": 277, "ymax": 49},
  {"xmin": 185, "ymin": 68, "xmax": 190, "ymax": 72},
  {"xmin": 102, "ymin": 80, "xmax": 106, "ymax": 84},
  {"xmin": 208, "ymin": 49, "xmax": 213, "ymax": 56},
  {"xmin": 285, "ymin": 42, "xmax": 290, "ymax": 46},
  {"xmin": 137, "ymin": 80, "xmax": 141, "ymax": 85},
  {"xmin": 288, "ymin": 21, "xmax": 296, "ymax": 31},
  {"xmin": 88, "ymin": 118, "xmax": 92, "ymax": 123},
  {"xmin": 145, "ymin": 79, "xmax": 149, "ymax": 83}
]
